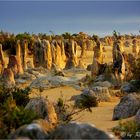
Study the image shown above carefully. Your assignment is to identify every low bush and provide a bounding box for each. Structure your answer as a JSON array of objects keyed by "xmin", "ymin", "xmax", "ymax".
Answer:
[
  {"xmin": 0, "ymin": 86, "xmax": 39, "ymax": 138},
  {"xmin": 112, "ymin": 120, "xmax": 140, "ymax": 139}
]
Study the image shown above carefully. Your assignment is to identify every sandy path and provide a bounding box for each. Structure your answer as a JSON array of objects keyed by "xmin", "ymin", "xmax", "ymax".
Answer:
[{"xmin": 31, "ymin": 86, "xmax": 120, "ymax": 133}]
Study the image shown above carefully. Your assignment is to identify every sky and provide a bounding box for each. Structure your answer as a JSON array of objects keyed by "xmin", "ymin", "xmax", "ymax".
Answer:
[{"xmin": 0, "ymin": 0, "xmax": 140, "ymax": 36}]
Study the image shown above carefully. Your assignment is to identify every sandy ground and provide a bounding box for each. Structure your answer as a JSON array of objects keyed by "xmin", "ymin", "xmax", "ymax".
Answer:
[
  {"xmin": 3, "ymin": 45, "xmax": 133, "ymax": 134},
  {"xmin": 28, "ymin": 45, "xmax": 134, "ymax": 134},
  {"xmin": 30, "ymin": 86, "xmax": 120, "ymax": 133}
]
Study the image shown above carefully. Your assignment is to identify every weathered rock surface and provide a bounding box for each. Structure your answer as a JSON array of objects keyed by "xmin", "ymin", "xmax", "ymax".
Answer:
[
  {"xmin": 0, "ymin": 68, "xmax": 15, "ymax": 88},
  {"xmin": 25, "ymin": 97, "xmax": 57, "ymax": 124},
  {"xmin": 121, "ymin": 80, "xmax": 140, "ymax": 93},
  {"xmin": 8, "ymin": 120, "xmax": 50, "ymax": 139},
  {"xmin": 93, "ymin": 81, "xmax": 113, "ymax": 88},
  {"xmin": 48, "ymin": 122, "xmax": 115, "ymax": 139},
  {"xmin": 72, "ymin": 86, "xmax": 111, "ymax": 107},
  {"xmin": 113, "ymin": 93, "xmax": 140, "ymax": 120},
  {"xmin": 30, "ymin": 74, "xmax": 86, "ymax": 90},
  {"xmin": 91, "ymin": 86, "xmax": 111, "ymax": 101}
]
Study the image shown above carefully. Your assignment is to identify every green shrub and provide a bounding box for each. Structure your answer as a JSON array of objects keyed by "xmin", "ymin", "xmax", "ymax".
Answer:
[
  {"xmin": 0, "ymin": 98, "xmax": 40, "ymax": 139},
  {"xmin": 0, "ymin": 86, "xmax": 31, "ymax": 107},
  {"xmin": 55, "ymin": 94, "xmax": 98, "ymax": 123},
  {"xmin": 76, "ymin": 94, "xmax": 98, "ymax": 111},
  {"xmin": 112, "ymin": 120, "xmax": 140, "ymax": 139}
]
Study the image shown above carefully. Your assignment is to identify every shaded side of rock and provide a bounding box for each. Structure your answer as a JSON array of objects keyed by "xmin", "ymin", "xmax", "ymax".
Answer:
[
  {"xmin": 121, "ymin": 80, "xmax": 140, "ymax": 93},
  {"xmin": 8, "ymin": 121, "xmax": 49, "ymax": 139},
  {"xmin": 86, "ymin": 64, "xmax": 93, "ymax": 71},
  {"xmin": 48, "ymin": 122, "xmax": 114, "ymax": 139},
  {"xmin": 113, "ymin": 93, "xmax": 140, "ymax": 120}
]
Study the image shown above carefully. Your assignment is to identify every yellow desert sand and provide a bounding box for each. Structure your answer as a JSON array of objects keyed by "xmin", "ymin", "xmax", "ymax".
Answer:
[{"xmin": 29, "ymin": 46, "xmax": 132, "ymax": 133}]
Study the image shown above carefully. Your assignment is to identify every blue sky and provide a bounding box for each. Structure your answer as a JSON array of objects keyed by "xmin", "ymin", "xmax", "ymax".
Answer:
[{"xmin": 0, "ymin": 1, "xmax": 140, "ymax": 36}]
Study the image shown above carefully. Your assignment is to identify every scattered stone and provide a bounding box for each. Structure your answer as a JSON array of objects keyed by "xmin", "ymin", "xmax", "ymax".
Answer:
[{"xmin": 113, "ymin": 93, "xmax": 140, "ymax": 120}]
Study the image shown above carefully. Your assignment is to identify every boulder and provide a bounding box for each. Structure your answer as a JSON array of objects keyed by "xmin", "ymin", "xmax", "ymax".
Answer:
[
  {"xmin": 113, "ymin": 93, "xmax": 140, "ymax": 120},
  {"xmin": 48, "ymin": 122, "xmax": 115, "ymax": 139},
  {"xmin": 86, "ymin": 64, "xmax": 93, "ymax": 71},
  {"xmin": 30, "ymin": 76, "xmax": 52, "ymax": 89},
  {"xmin": 91, "ymin": 86, "xmax": 111, "ymax": 102},
  {"xmin": 94, "ymin": 74, "xmax": 105, "ymax": 82},
  {"xmin": 93, "ymin": 81, "xmax": 113, "ymax": 88},
  {"xmin": 74, "ymin": 89, "xmax": 98, "ymax": 108},
  {"xmin": 8, "ymin": 120, "xmax": 50, "ymax": 139},
  {"xmin": 74, "ymin": 87, "xmax": 111, "ymax": 108},
  {"xmin": 25, "ymin": 97, "xmax": 57, "ymax": 124},
  {"xmin": 121, "ymin": 80, "xmax": 140, "ymax": 93}
]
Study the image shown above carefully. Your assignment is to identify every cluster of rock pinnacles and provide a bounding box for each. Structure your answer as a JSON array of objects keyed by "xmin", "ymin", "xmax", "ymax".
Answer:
[{"xmin": 0, "ymin": 36, "xmax": 139, "ymax": 87}]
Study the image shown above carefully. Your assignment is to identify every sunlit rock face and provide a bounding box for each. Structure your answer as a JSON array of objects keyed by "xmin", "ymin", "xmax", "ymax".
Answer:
[
  {"xmin": 57, "ymin": 39, "xmax": 66, "ymax": 68},
  {"xmin": 21, "ymin": 39, "xmax": 28, "ymax": 70},
  {"xmin": 1, "ymin": 68, "xmax": 15, "ymax": 87},
  {"xmin": 42, "ymin": 39, "xmax": 52, "ymax": 70},
  {"xmin": 0, "ymin": 44, "xmax": 5, "ymax": 74},
  {"xmin": 16, "ymin": 40, "xmax": 23, "ymax": 73}
]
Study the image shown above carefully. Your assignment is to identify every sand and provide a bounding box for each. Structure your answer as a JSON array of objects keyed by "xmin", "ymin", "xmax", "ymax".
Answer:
[
  {"xmin": 30, "ymin": 86, "xmax": 120, "ymax": 133},
  {"xmin": 29, "ymin": 45, "xmax": 134, "ymax": 133}
]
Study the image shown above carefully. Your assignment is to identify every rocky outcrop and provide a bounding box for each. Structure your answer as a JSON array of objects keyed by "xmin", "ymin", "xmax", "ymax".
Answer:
[
  {"xmin": 48, "ymin": 122, "xmax": 115, "ymax": 139},
  {"xmin": 113, "ymin": 93, "xmax": 140, "ymax": 120},
  {"xmin": 1, "ymin": 68, "xmax": 15, "ymax": 88},
  {"xmin": 30, "ymin": 74, "xmax": 85, "ymax": 90},
  {"xmin": 25, "ymin": 97, "xmax": 58, "ymax": 124},
  {"xmin": 91, "ymin": 86, "xmax": 111, "ymax": 101}
]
